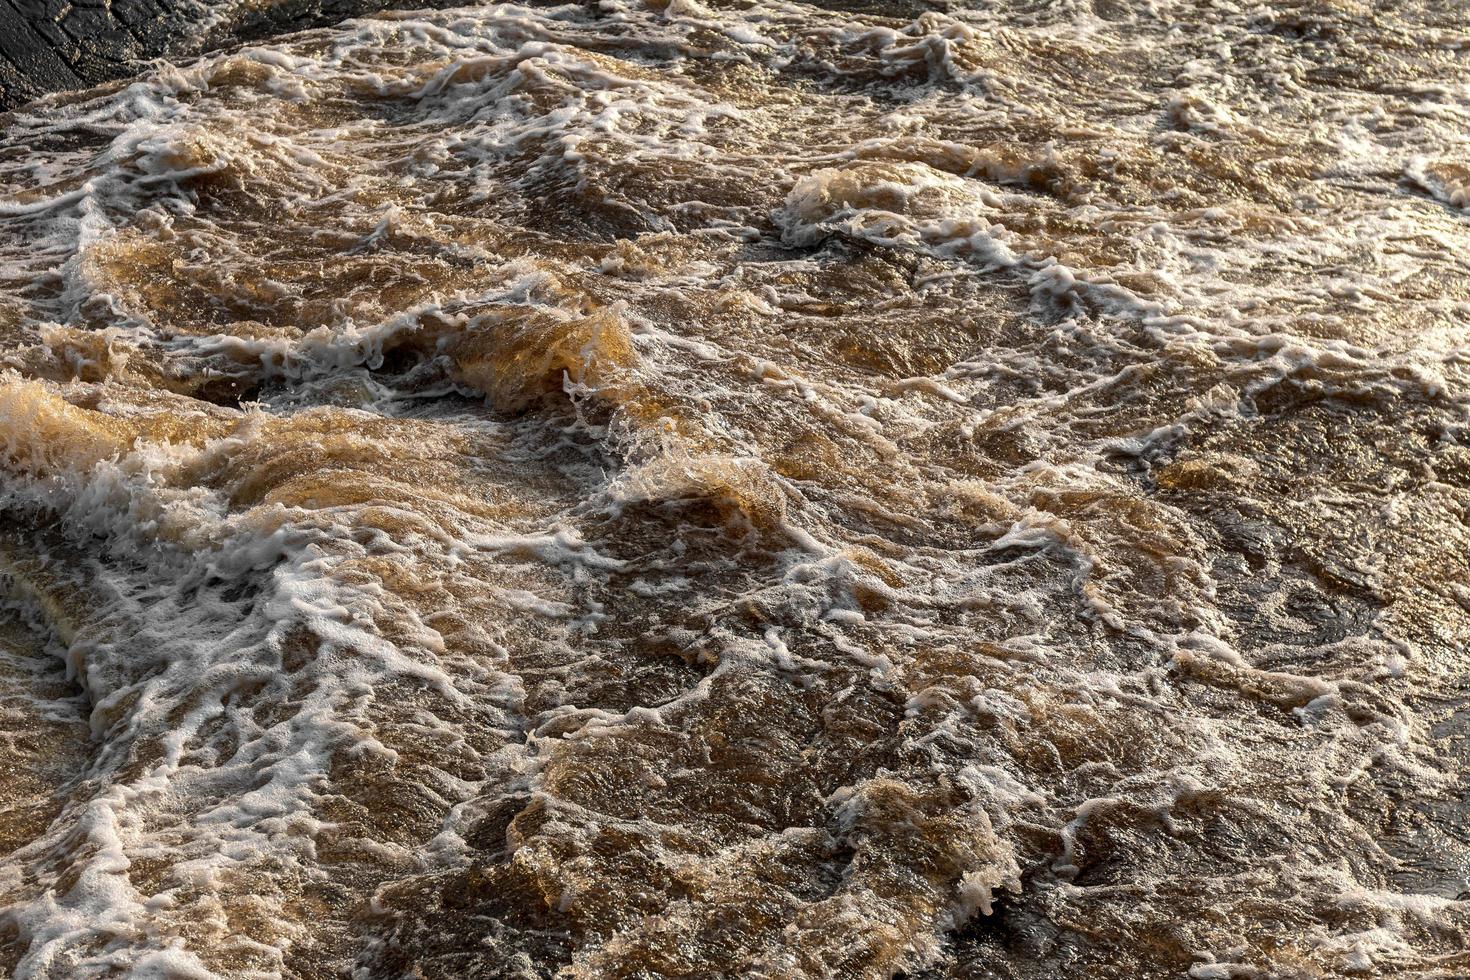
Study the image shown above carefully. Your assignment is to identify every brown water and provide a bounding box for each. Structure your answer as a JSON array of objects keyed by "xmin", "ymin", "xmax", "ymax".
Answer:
[{"xmin": 1, "ymin": 1, "xmax": 1469, "ymax": 977}]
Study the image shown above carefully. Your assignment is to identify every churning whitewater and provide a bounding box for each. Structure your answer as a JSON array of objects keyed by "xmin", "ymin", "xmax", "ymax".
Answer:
[{"xmin": 0, "ymin": 1, "xmax": 1468, "ymax": 977}]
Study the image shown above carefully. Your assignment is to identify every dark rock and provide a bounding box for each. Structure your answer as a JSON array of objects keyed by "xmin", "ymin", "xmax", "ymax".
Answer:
[{"xmin": 0, "ymin": 0, "xmax": 464, "ymax": 111}]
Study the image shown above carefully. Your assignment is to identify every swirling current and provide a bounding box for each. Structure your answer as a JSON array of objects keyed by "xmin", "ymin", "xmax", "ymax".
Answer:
[{"xmin": 1, "ymin": 1, "xmax": 1469, "ymax": 977}]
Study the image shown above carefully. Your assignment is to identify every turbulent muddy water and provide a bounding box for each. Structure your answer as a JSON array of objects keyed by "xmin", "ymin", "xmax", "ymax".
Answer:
[{"xmin": 1, "ymin": 1, "xmax": 1469, "ymax": 976}]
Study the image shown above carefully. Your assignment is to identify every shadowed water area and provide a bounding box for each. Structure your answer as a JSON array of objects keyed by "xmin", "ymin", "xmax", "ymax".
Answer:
[{"xmin": 0, "ymin": 1, "xmax": 1469, "ymax": 977}]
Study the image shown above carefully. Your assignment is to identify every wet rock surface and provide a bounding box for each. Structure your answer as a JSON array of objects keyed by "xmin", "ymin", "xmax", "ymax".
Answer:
[{"xmin": 0, "ymin": 0, "xmax": 449, "ymax": 109}]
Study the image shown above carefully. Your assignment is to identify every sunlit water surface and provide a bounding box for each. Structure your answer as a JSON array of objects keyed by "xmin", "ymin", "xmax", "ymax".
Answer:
[{"xmin": 1, "ymin": 1, "xmax": 1469, "ymax": 977}]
